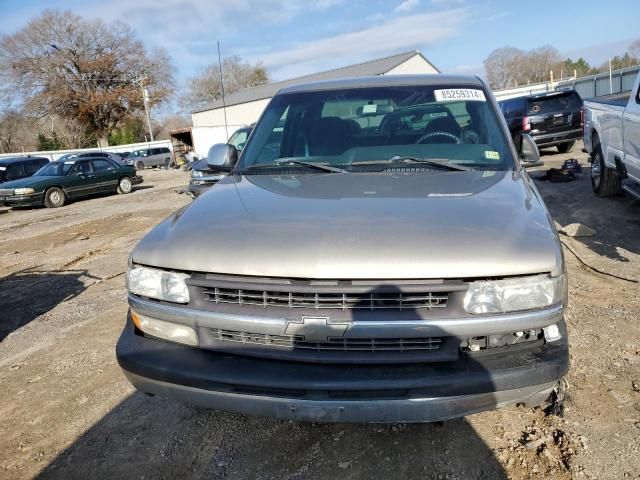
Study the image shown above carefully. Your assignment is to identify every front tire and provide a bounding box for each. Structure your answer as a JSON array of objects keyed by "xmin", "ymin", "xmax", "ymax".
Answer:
[
  {"xmin": 44, "ymin": 187, "xmax": 66, "ymax": 208},
  {"xmin": 557, "ymin": 141, "xmax": 575, "ymax": 154},
  {"xmin": 135, "ymin": 161, "xmax": 144, "ymax": 170},
  {"xmin": 591, "ymin": 144, "xmax": 621, "ymax": 197},
  {"xmin": 117, "ymin": 176, "xmax": 133, "ymax": 195}
]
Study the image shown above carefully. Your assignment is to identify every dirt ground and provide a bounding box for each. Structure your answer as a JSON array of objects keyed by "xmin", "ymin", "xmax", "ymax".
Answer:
[{"xmin": 0, "ymin": 148, "xmax": 639, "ymax": 480}]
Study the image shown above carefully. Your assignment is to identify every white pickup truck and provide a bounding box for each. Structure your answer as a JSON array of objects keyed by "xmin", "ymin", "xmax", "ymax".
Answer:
[{"xmin": 583, "ymin": 71, "xmax": 640, "ymax": 199}]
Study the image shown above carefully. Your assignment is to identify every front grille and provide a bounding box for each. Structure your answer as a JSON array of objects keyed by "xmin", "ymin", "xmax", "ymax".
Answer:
[
  {"xmin": 210, "ymin": 328, "xmax": 443, "ymax": 352},
  {"xmin": 0, "ymin": 188, "xmax": 14, "ymax": 196},
  {"xmin": 201, "ymin": 287, "xmax": 448, "ymax": 311}
]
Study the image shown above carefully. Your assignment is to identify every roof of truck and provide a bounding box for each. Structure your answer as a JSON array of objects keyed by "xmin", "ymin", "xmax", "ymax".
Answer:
[{"xmin": 277, "ymin": 74, "xmax": 485, "ymax": 94}]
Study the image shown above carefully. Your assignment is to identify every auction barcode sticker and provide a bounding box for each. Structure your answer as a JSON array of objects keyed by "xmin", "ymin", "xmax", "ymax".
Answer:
[{"xmin": 435, "ymin": 89, "xmax": 486, "ymax": 102}]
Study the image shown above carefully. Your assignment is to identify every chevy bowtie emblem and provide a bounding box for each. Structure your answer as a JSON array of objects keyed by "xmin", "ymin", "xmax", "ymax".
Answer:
[{"xmin": 284, "ymin": 316, "xmax": 348, "ymax": 342}]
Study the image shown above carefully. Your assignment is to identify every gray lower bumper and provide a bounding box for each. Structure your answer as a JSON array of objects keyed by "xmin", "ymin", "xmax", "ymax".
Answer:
[{"xmin": 124, "ymin": 371, "xmax": 555, "ymax": 423}]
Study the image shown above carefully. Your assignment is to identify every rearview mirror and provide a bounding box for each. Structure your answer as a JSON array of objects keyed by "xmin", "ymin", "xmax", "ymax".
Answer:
[
  {"xmin": 516, "ymin": 133, "xmax": 543, "ymax": 167},
  {"xmin": 207, "ymin": 143, "xmax": 238, "ymax": 172}
]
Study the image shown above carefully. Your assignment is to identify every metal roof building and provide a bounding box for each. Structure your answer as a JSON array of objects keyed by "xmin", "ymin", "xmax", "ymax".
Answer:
[{"xmin": 191, "ymin": 50, "xmax": 439, "ymax": 128}]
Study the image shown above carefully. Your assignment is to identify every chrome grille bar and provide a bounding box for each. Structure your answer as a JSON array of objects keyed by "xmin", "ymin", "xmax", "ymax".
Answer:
[
  {"xmin": 201, "ymin": 287, "xmax": 449, "ymax": 310},
  {"xmin": 208, "ymin": 328, "xmax": 443, "ymax": 352}
]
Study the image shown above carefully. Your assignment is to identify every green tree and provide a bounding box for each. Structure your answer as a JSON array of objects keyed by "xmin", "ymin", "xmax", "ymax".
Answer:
[
  {"xmin": 37, "ymin": 131, "xmax": 63, "ymax": 151},
  {"xmin": 557, "ymin": 57, "xmax": 595, "ymax": 78},
  {"xmin": 605, "ymin": 52, "xmax": 640, "ymax": 71},
  {"xmin": 109, "ymin": 116, "xmax": 145, "ymax": 145}
]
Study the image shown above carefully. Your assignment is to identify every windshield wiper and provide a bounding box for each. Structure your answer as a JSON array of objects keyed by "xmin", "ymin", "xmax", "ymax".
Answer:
[
  {"xmin": 388, "ymin": 156, "xmax": 472, "ymax": 171},
  {"xmin": 243, "ymin": 159, "xmax": 346, "ymax": 174},
  {"xmin": 351, "ymin": 157, "xmax": 471, "ymax": 171}
]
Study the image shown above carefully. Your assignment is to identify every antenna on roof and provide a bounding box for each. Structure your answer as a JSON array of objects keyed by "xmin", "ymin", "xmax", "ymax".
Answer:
[{"xmin": 217, "ymin": 41, "xmax": 229, "ymax": 141}]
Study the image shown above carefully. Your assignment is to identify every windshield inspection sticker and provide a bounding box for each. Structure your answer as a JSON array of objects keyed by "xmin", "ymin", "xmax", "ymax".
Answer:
[
  {"xmin": 435, "ymin": 89, "xmax": 486, "ymax": 102},
  {"xmin": 484, "ymin": 150, "xmax": 500, "ymax": 160},
  {"xmin": 362, "ymin": 104, "xmax": 378, "ymax": 114}
]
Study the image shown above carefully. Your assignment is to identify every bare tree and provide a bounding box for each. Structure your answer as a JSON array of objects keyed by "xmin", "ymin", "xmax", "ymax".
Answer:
[
  {"xmin": 153, "ymin": 114, "xmax": 191, "ymax": 140},
  {"xmin": 483, "ymin": 47, "xmax": 524, "ymax": 89},
  {"xmin": 0, "ymin": 10, "xmax": 174, "ymax": 146},
  {"xmin": 629, "ymin": 39, "xmax": 640, "ymax": 58},
  {"xmin": 521, "ymin": 45, "xmax": 560, "ymax": 83},
  {"xmin": 52, "ymin": 116, "xmax": 96, "ymax": 149},
  {"xmin": 485, "ymin": 45, "xmax": 562, "ymax": 89},
  {"xmin": 0, "ymin": 110, "xmax": 37, "ymax": 153},
  {"xmin": 182, "ymin": 55, "xmax": 268, "ymax": 111}
]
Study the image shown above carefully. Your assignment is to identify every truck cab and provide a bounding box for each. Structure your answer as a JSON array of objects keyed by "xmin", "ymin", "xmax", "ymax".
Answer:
[{"xmin": 117, "ymin": 75, "xmax": 568, "ymax": 423}]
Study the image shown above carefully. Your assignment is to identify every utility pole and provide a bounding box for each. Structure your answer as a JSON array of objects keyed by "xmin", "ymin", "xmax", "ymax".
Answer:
[
  {"xmin": 137, "ymin": 76, "xmax": 154, "ymax": 142},
  {"xmin": 609, "ymin": 58, "xmax": 613, "ymax": 94},
  {"xmin": 217, "ymin": 41, "xmax": 229, "ymax": 141}
]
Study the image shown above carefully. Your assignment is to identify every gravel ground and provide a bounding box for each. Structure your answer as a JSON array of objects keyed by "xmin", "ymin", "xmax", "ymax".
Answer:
[{"xmin": 0, "ymin": 148, "xmax": 639, "ymax": 480}]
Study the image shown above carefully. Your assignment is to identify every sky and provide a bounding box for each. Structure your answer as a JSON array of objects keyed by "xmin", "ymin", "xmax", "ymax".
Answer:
[{"xmin": 0, "ymin": 0, "xmax": 637, "ymax": 86}]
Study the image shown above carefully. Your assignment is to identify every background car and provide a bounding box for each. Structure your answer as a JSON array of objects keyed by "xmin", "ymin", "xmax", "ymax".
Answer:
[
  {"xmin": 499, "ymin": 90, "xmax": 583, "ymax": 153},
  {"xmin": 187, "ymin": 126, "xmax": 253, "ymax": 196},
  {"xmin": 0, "ymin": 156, "xmax": 49, "ymax": 184},
  {"xmin": 227, "ymin": 125, "xmax": 253, "ymax": 151},
  {"xmin": 125, "ymin": 147, "xmax": 172, "ymax": 170},
  {"xmin": 58, "ymin": 151, "xmax": 126, "ymax": 164},
  {"xmin": 0, "ymin": 156, "xmax": 142, "ymax": 208}
]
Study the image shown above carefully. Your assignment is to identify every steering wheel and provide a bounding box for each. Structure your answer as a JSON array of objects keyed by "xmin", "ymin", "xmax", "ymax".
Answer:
[{"xmin": 415, "ymin": 131, "xmax": 461, "ymax": 144}]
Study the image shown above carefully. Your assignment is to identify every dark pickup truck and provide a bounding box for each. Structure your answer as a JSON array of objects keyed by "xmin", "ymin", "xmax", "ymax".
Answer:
[{"xmin": 499, "ymin": 90, "xmax": 583, "ymax": 153}]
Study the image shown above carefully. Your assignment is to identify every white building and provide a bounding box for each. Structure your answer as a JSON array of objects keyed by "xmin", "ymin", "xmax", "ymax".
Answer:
[{"xmin": 189, "ymin": 50, "xmax": 439, "ymax": 157}]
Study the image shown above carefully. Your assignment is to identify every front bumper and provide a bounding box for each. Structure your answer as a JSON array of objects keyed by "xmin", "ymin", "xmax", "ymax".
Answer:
[
  {"xmin": 117, "ymin": 311, "xmax": 568, "ymax": 422},
  {"xmin": 0, "ymin": 192, "xmax": 44, "ymax": 207},
  {"xmin": 132, "ymin": 175, "xmax": 144, "ymax": 186},
  {"xmin": 188, "ymin": 175, "xmax": 226, "ymax": 197},
  {"xmin": 532, "ymin": 128, "xmax": 582, "ymax": 147}
]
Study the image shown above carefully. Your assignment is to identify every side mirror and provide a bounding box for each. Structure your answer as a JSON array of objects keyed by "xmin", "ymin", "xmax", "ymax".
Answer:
[
  {"xmin": 207, "ymin": 143, "xmax": 238, "ymax": 172},
  {"xmin": 516, "ymin": 133, "xmax": 543, "ymax": 167}
]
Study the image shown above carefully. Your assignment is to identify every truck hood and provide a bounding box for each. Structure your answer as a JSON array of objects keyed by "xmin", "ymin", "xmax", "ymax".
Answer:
[{"xmin": 132, "ymin": 170, "xmax": 562, "ymax": 279}]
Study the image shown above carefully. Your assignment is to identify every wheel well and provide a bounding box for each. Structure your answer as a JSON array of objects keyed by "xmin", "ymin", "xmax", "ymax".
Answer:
[
  {"xmin": 614, "ymin": 157, "xmax": 628, "ymax": 178},
  {"xmin": 591, "ymin": 129, "xmax": 600, "ymax": 148}
]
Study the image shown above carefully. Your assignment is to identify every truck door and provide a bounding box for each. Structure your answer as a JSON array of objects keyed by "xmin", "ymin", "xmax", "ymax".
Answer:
[{"xmin": 623, "ymin": 84, "xmax": 640, "ymax": 182}]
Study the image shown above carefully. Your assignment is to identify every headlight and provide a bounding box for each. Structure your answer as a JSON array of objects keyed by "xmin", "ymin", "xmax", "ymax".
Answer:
[
  {"xmin": 14, "ymin": 188, "xmax": 35, "ymax": 195},
  {"xmin": 131, "ymin": 311, "xmax": 198, "ymax": 346},
  {"xmin": 191, "ymin": 170, "xmax": 204, "ymax": 178},
  {"xmin": 464, "ymin": 274, "xmax": 564, "ymax": 314},
  {"xmin": 127, "ymin": 265, "xmax": 190, "ymax": 303}
]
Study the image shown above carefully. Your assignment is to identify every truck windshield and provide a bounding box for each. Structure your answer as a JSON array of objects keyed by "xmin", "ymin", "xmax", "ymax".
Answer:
[
  {"xmin": 239, "ymin": 85, "xmax": 515, "ymax": 172},
  {"xmin": 33, "ymin": 162, "xmax": 73, "ymax": 176}
]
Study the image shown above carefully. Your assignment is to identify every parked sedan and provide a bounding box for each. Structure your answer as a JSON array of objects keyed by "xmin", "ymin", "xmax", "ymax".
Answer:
[{"xmin": 0, "ymin": 157, "xmax": 142, "ymax": 208}]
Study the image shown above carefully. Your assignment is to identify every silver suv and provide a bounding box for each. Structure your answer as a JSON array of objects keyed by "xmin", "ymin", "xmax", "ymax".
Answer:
[
  {"xmin": 117, "ymin": 75, "xmax": 568, "ymax": 423},
  {"xmin": 127, "ymin": 147, "xmax": 172, "ymax": 169}
]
